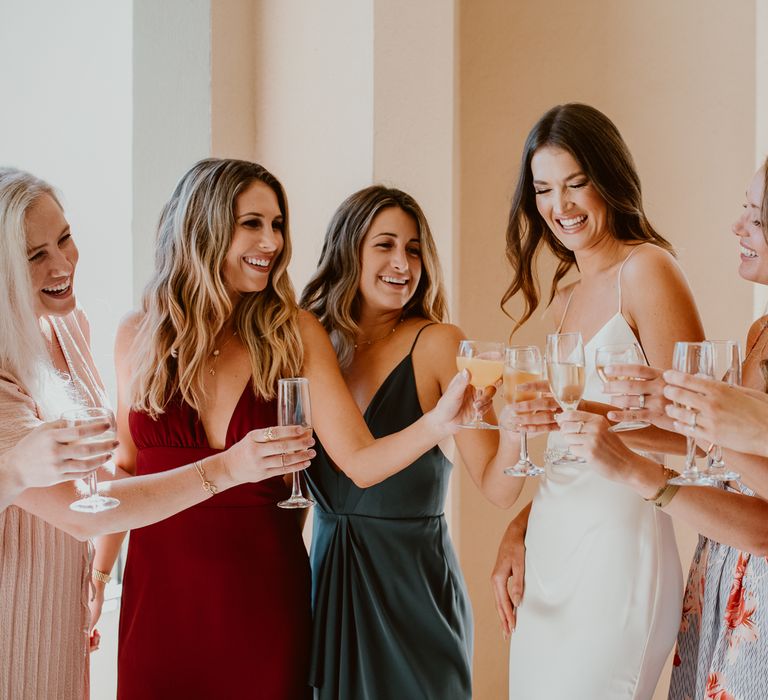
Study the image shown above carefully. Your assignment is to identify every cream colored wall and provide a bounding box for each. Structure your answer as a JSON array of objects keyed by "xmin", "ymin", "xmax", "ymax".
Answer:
[{"xmin": 457, "ymin": 2, "xmax": 757, "ymax": 698}]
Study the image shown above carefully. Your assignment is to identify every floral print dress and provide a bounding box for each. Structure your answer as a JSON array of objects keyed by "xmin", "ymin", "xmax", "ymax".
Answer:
[{"xmin": 668, "ymin": 317, "xmax": 768, "ymax": 700}]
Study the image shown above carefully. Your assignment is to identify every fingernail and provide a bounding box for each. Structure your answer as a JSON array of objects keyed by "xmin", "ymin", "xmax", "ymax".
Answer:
[
  {"xmin": 308, "ymin": 450, "xmax": 316, "ymax": 457},
  {"xmin": 460, "ymin": 369, "xmax": 470, "ymax": 380}
]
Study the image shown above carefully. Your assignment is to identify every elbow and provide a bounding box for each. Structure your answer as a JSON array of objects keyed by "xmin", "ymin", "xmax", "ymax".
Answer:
[
  {"xmin": 748, "ymin": 530, "xmax": 768, "ymax": 557},
  {"xmin": 59, "ymin": 516, "xmax": 110, "ymax": 542}
]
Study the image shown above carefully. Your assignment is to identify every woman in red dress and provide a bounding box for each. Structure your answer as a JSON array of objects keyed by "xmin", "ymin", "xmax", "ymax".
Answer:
[{"xmin": 93, "ymin": 159, "xmax": 471, "ymax": 699}]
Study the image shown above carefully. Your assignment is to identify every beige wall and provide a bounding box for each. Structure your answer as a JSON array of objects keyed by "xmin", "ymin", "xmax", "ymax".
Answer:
[{"xmin": 457, "ymin": 1, "xmax": 758, "ymax": 698}]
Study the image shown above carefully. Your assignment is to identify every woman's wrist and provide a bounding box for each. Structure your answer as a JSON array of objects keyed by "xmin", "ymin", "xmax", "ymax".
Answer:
[
  {"xmin": 624, "ymin": 457, "xmax": 668, "ymax": 500},
  {"xmin": 202, "ymin": 454, "xmax": 235, "ymax": 492},
  {"xmin": 0, "ymin": 453, "xmax": 25, "ymax": 500}
]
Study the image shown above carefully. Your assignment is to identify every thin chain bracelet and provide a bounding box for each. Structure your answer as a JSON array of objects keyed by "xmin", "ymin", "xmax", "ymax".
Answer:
[{"xmin": 194, "ymin": 460, "xmax": 219, "ymax": 495}]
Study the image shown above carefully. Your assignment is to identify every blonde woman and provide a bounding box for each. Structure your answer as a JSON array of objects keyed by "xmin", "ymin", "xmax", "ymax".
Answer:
[
  {"xmin": 90, "ymin": 160, "xmax": 470, "ymax": 700},
  {"xmin": 0, "ymin": 168, "xmax": 312, "ymax": 700},
  {"xmin": 300, "ymin": 186, "xmax": 529, "ymax": 699}
]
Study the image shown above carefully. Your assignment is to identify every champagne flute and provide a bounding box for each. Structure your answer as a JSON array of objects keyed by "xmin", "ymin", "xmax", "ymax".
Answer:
[
  {"xmin": 456, "ymin": 340, "xmax": 505, "ymax": 429},
  {"xmin": 61, "ymin": 406, "xmax": 120, "ymax": 512},
  {"xmin": 545, "ymin": 332, "xmax": 586, "ymax": 465},
  {"xmin": 703, "ymin": 340, "xmax": 742, "ymax": 482},
  {"xmin": 277, "ymin": 377, "xmax": 315, "ymax": 509},
  {"xmin": 667, "ymin": 342, "xmax": 716, "ymax": 487},
  {"xmin": 595, "ymin": 342, "xmax": 651, "ymax": 432},
  {"xmin": 503, "ymin": 345, "xmax": 545, "ymax": 477}
]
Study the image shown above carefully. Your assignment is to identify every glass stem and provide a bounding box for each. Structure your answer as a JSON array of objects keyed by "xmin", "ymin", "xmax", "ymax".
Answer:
[
  {"xmin": 473, "ymin": 387, "xmax": 483, "ymax": 424},
  {"xmin": 685, "ymin": 435, "xmax": 698, "ymax": 474},
  {"xmin": 519, "ymin": 430, "xmax": 529, "ymax": 464},
  {"xmin": 87, "ymin": 471, "xmax": 98, "ymax": 498},
  {"xmin": 290, "ymin": 471, "xmax": 303, "ymax": 500}
]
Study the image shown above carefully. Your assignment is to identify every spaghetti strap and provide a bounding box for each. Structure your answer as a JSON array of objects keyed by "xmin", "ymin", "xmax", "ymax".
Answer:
[
  {"xmin": 409, "ymin": 323, "xmax": 437, "ymax": 354},
  {"xmin": 617, "ymin": 245, "xmax": 642, "ymax": 314},
  {"xmin": 556, "ymin": 288, "xmax": 577, "ymax": 333}
]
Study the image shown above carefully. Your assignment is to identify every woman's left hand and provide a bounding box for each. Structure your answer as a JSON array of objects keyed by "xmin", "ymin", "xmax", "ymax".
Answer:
[{"xmin": 558, "ymin": 410, "xmax": 636, "ymax": 482}]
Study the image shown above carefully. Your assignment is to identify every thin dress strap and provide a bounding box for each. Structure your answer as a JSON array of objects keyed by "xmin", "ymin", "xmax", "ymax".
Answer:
[
  {"xmin": 616, "ymin": 245, "xmax": 643, "ymax": 315},
  {"xmin": 409, "ymin": 322, "xmax": 437, "ymax": 354},
  {"xmin": 556, "ymin": 288, "xmax": 577, "ymax": 333}
]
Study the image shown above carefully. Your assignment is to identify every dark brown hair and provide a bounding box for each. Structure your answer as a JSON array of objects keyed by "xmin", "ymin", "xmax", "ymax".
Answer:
[
  {"xmin": 300, "ymin": 185, "xmax": 447, "ymax": 367},
  {"xmin": 501, "ymin": 103, "xmax": 674, "ymax": 335}
]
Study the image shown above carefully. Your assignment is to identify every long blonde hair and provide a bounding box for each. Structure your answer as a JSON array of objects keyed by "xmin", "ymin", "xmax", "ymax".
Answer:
[
  {"xmin": 300, "ymin": 185, "xmax": 447, "ymax": 367},
  {"xmin": 0, "ymin": 168, "xmax": 74, "ymax": 418},
  {"xmin": 131, "ymin": 159, "xmax": 303, "ymax": 416}
]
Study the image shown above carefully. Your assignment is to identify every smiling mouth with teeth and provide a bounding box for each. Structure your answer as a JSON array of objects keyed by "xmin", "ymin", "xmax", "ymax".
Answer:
[
  {"xmin": 740, "ymin": 245, "xmax": 758, "ymax": 259},
  {"xmin": 557, "ymin": 215, "xmax": 587, "ymax": 230},
  {"xmin": 42, "ymin": 281, "xmax": 71, "ymax": 297},
  {"xmin": 243, "ymin": 256, "xmax": 271, "ymax": 269},
  {"xmin": 380, "ymin": 276, "xmax": 408, "ymax": 286}
]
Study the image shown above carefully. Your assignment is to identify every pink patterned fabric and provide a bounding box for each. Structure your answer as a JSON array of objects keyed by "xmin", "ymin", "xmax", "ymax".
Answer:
[{"xmin": 0, "ymin": 310, "xmax": 107, "ymax": 700}]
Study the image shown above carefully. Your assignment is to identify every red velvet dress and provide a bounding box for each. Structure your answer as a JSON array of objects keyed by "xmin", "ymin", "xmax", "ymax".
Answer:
[{"xmin": 117, "ymin": 386, "xmax": 312, "ymax": 699}]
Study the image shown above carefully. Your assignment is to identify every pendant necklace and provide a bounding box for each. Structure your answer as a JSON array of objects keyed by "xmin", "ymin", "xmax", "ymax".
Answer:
[
  {"xmin": 353, "ymin": 317, "xmax": 404, "ymax": 350},
  {"xmin": 209, "ymin": 331, "xmax": 237, "ymax": 376}
]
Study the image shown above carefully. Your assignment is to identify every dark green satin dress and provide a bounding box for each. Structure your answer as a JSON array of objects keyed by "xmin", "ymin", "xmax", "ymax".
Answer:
[{"xmin": 306, "ymin": 325, "xmax": 473, "ymax": 700}]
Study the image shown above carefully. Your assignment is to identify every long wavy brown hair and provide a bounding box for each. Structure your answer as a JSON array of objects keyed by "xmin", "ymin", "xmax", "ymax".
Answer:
[
  {"xmin": 300, "ymin": 185, "xmax": 447, "ymax": 367},
  {"xmin": 131, "ymin": 158, "xmax": 303, "ymax": 416},
  {"xmin": 501, "ymin": 103, "xmax": 675, "ymax": 335}
]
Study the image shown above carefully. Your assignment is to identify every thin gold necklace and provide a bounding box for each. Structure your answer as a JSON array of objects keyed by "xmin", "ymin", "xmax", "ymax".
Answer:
[
  {"xmin": 209, "ymin": 331, "xmax": 237, "ymax": 376},
  {"xmin": 354, "ymin": 317, "xmax": 404, "ymax": 350}
]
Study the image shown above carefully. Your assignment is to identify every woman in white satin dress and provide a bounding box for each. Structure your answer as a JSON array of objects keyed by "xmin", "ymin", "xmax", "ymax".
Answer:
[{"xmin": 495, "ymin": 103, "xmax": 705, "ymax": 699}]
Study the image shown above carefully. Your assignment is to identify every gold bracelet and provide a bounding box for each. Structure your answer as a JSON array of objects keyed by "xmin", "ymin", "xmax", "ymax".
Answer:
[
  {"xmin": 92, "ymin": 569, "xmax": 112, "ymax": 584},
  {"xmin": 194, "ymin": 460, "xmax": 218, "ymax": 496},
  {"xmin": 643, "ymin": 467, "xmax": 680, "ymax": 509}
]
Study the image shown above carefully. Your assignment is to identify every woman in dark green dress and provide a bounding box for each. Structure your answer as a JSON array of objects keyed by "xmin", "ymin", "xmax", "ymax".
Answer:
[{"xmin": 300, "ymin": 186, "xmax": 532, "ymax": 699}]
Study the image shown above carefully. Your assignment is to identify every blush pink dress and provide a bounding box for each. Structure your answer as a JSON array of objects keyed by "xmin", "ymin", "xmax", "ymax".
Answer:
[{"xmin": 0, "ymin": 310, "xmax": 108, "ymax": 700}]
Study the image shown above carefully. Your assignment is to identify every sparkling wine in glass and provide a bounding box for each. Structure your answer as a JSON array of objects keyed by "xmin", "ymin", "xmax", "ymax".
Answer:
[
  {"xmin": 667, "ymin": 342, "xmax": 716, "ymax": 487},
  {"xmin": 277, "ymin": 377, "xmax": 315, "ymax": 509},
  {"xmin": 703, "ymin": 340, "xmax": 742, "ymax": 482},
  {"xmin": 62, "ymin": 406, "xmax": 120, "ymax": 512},
  {"xmin": 503, "ymin": 345, "xmax": 545, "ymax": 477},
  {"xmin": 595, "ymin": 342, "xmax": 651, "ymax": 432},
  {"xmin": 456, "ymin": 340, "xmax": 505, "ymax": 430},
  {"xmin": 545, "ymin": 332, "xmax": 586, "ymax": 465}
]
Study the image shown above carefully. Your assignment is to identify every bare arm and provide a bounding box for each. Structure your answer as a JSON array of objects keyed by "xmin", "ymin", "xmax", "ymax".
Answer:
[
  {"xmin": 419, "ymin": 324, "xmax": 525, "ymax": 509},
  {"xmin": 561, "ymin": 410, "xmax": 768, "ymax": 555},
  {"xmin": 14, "ymin": 313, "xmax": 314, "ymax": 540},
  {"xmin": 300, "ymin": 312, "xmax": 470, "ymax": 488}
]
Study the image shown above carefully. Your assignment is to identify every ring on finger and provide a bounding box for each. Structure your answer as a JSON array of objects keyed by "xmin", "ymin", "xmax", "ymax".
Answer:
[
  {"xmin": 637, "ymin": 394, "xmax": 645, "ymax": 409},
  {"xmin": 265, "ymin": 426, "xmax": 275, "ymax": 441},
  {"xmin": 576, "ymin": 421, "xmax": 585, "ymax": 434},
  {"xmin": 280, "ymin": 453, "xmax": 286, "ymax": 468},
  {"xmin": 690, "ymin": 411, "xmax": 697, "ymax": 430}
]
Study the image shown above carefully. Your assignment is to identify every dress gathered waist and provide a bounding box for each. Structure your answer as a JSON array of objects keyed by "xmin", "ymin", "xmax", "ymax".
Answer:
[{"xmin": 315, "ymin": 509, "xmax": 445, "ymax": 522}]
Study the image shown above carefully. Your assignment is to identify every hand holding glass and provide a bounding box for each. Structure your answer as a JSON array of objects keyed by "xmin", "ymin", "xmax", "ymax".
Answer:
[
  {"xmin": 456, "ymin": 340, "xmax": 504, "ymax": 429},
  {"xmin": 704, "ymin": 340, "xmax": 742, "ymax": 482},
  {"xmin": 503, "ymin": 345, "xmax": 545, "ymax": 477},
  {"xmin": 546, "ymin": 333, "xmax": 586, "ymax": 465},
  {"xmin": 61, "ymin": 406, "xmax": 119, "ymax": 513},
  {"xmin": 595, "ymin": 342, "xmax": 651, "ymax": 432},
  {"xmin": 277, "ymin": 378, "xmax": 315, "ymax": 509},
  {"xmin": 667, "ymin": 342, "xmax": 716, "ymax": 487}
]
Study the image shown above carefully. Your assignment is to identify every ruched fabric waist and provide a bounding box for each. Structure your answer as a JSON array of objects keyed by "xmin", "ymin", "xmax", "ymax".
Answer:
[{"xmin": 314, "ymin": 509, "xmax": 445, "ymax": 522}]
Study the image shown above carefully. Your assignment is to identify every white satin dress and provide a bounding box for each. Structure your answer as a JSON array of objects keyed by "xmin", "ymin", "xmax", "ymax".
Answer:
[{"xmin": 508, "ymin": 253, "xmax": 683, "ymax": 699}]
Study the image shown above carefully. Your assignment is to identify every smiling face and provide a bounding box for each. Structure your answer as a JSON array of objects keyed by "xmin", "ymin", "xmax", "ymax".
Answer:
[
  {"xmin": 25, "ymin": 193, "xmax": 79, "ymax": 318},
  {"xmin": 222, "ymin": 180, "xmax": 284, "ymax": 296},
  {"xmin": 530, "ymin": 145, "xmax": 611, "ymax": 251},
  {"xmin": 733, "ymin": 166, "xmax": 768, "ymax": 285},
  {"xmin": 358, "ymin": 206, "xmax": 422, "ymax": 313}
]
